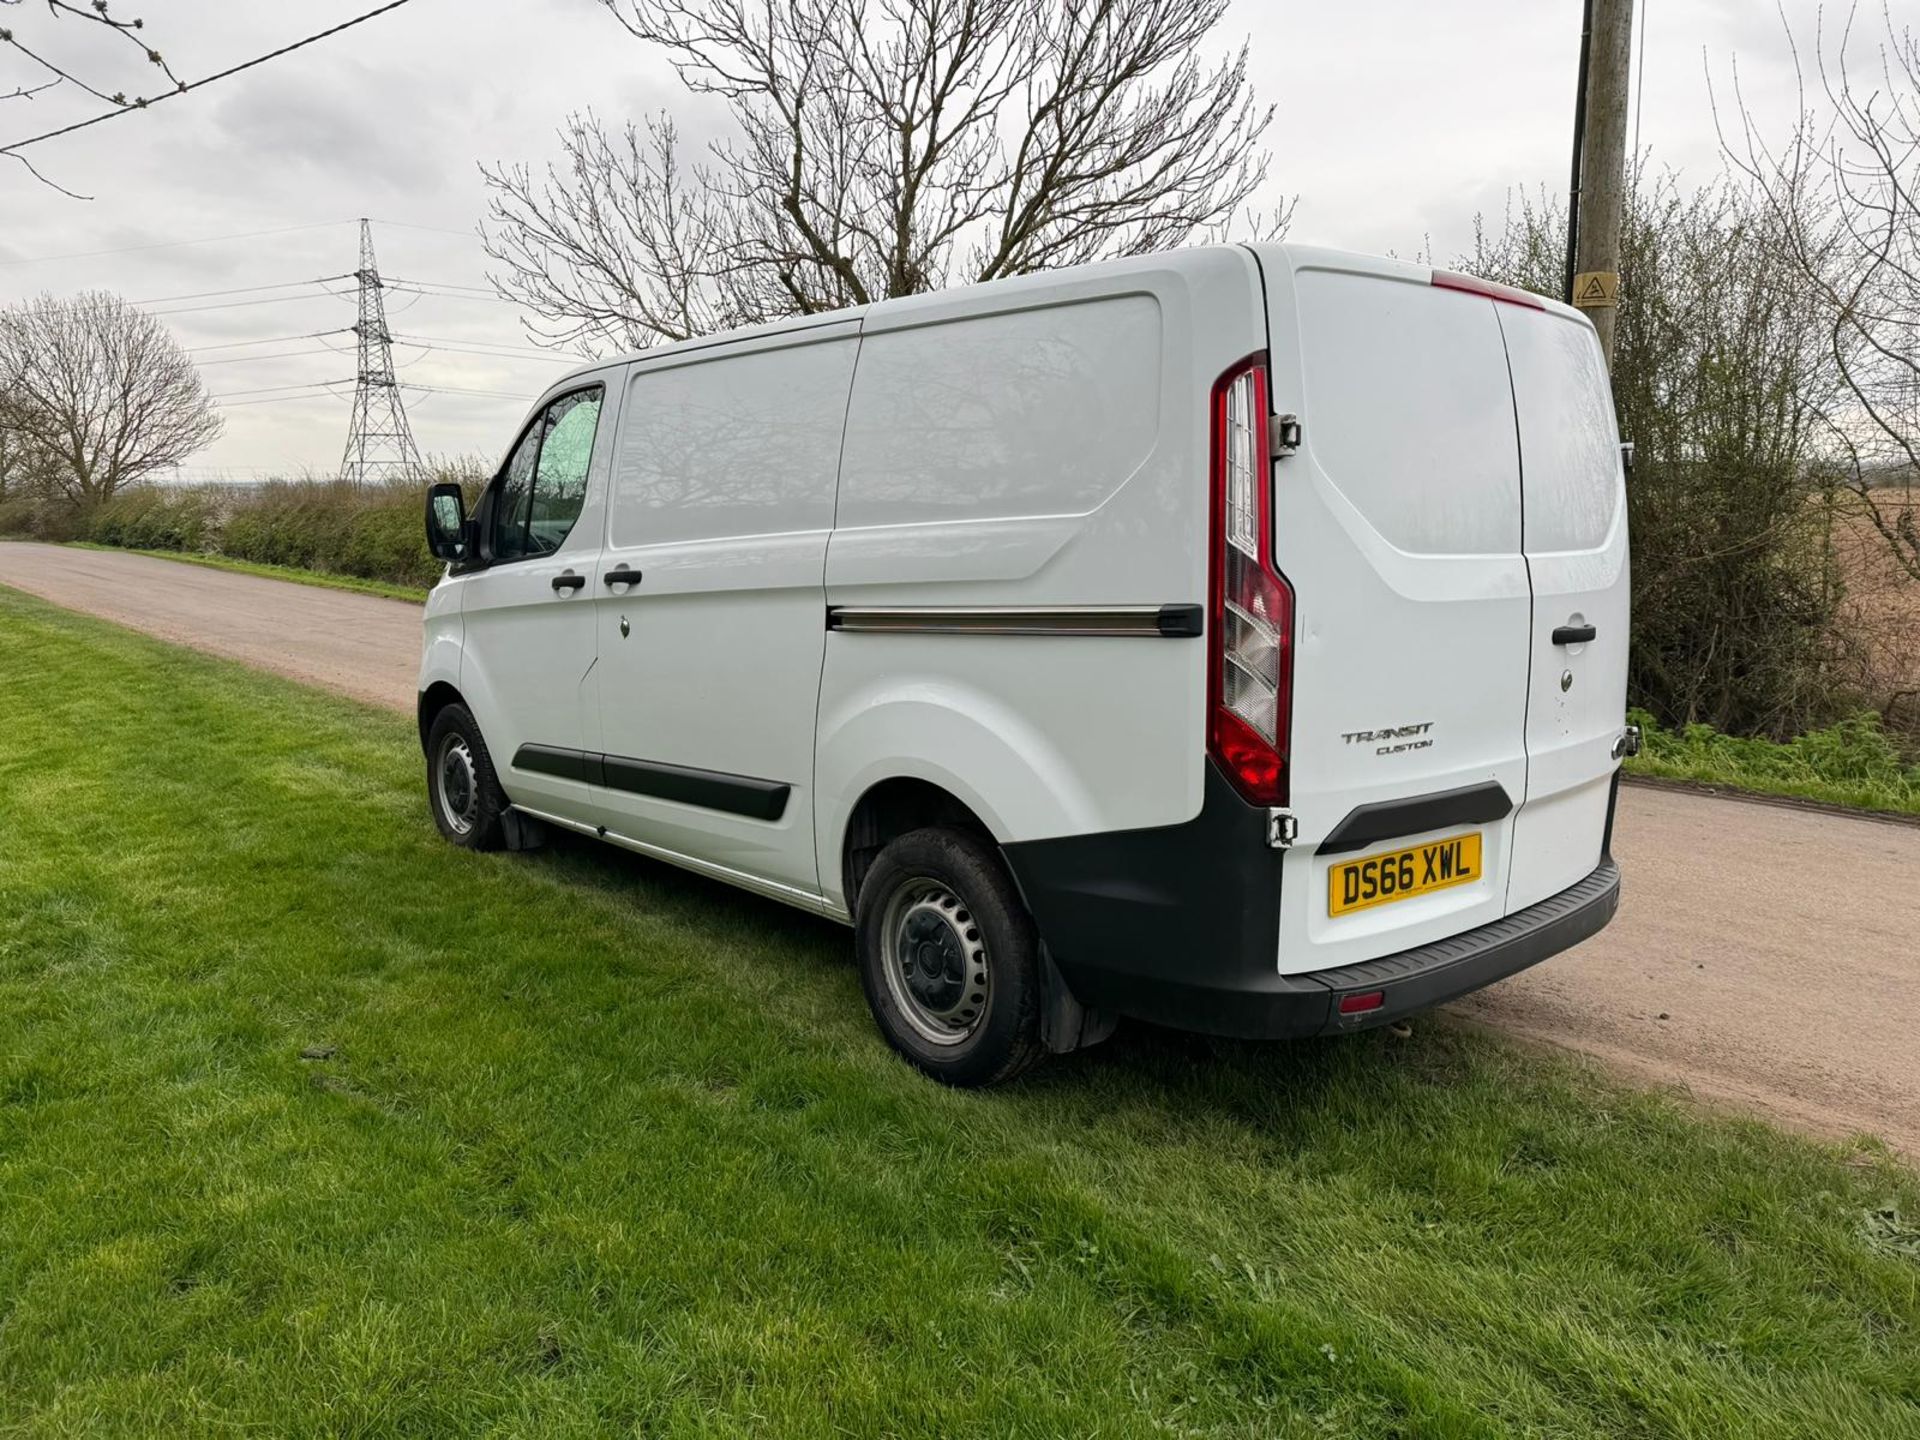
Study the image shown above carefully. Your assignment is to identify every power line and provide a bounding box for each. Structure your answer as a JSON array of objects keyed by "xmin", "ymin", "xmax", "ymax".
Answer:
[
  {"xmin": 208, "ymin": 380, "xmax": 531, "ymax": 410},
  {"xmin": 145, "ymin": 291, "xmax": 356, "ymax": 318},
  {"xmin": 395, "ymin": 340, "xmax": 579, "ymax": 365},
  {"xmin": 386, "ymin": 276, "xmax": 495, "ymax": 294},
  {"xmin": 0, "ymin": 216, "xmax": 488, "ymax": 269},
  {"xmin": 0, "ymin": 220, "xmax": 353, "ymax": 267},
  {"xmin": 193, "ymin": 346, "xmax": 351, "ymax": 368},
  {"xmin": 0, "ymin": 0, "xmax": 423, "ymax": 157},
  {"xmin": 400, "ymin": 382, "xmax": 533, "ymax": 400},
  {"xmin": 210, "ymin": 379, "xmax": 357, "ymax": 400},
  {"xmin": 48, "ymin": 281, "xmax": 353, "ymax": 314},
  {"xmin": 392, "ymin": 331, "xmax": 575, "ymax": 359},
  {"xmin": 386, "ymin": 282, "xmax": 517, "ymax": 305},
  {"xmin": 212, "ymin": 391, "xmax": 354, "ymax": 409},
  {"xmin": 1631, "ymin": 0, "xmax": 1650, "ymax": 164},
  {"xmin": 185, "ymin": 329, "xmax": 351, "ymax": 353},
  {"xmin": 130, "ymin": 275, "xmax": 354, "ymax": 306},
  {"xmin": 366, "ymin": 219, "xmax": 481, "ymax": 240}
]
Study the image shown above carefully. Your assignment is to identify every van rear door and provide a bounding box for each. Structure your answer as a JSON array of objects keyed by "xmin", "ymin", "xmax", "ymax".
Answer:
[
  {"xmin": 1497, "ymin": 303, "xmax": 1630, "ymax": 911},
  {"xmin": 1251, "ymin": 247, "xmax": 1534, "ymax": 974}
]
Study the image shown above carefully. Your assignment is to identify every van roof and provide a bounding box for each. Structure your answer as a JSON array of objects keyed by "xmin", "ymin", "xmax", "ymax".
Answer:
[{"xmin": 538, "ymin": 241, "xmax": 1588, "ymax": 398}]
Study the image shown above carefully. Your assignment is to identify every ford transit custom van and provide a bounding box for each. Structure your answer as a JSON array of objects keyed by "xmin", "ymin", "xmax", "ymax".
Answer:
[{"xmin": 419, "ymin": 243, "xmax": 1633, "ymax": 1086}]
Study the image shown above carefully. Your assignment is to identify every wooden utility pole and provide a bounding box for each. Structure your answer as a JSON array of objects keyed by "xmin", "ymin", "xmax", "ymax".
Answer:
[{"xmin": 1565, "ymin": 0, "xmax": 1634, "ymax": 363}]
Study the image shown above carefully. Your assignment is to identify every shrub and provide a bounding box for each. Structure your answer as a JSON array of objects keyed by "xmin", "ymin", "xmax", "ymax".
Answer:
[
  {"xmin": 69, "ymin": 458, "xmax": 488, "ymax": 589},
  {"xmin": 1628, "ymin": 706, "xmax": 1920, "ymax": 814},
  {"xmin": 88, "ymin": 487, "xmax": 220, "ymax": 553}
]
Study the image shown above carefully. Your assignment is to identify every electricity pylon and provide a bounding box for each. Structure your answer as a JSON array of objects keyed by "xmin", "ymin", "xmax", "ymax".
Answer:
[{"xmin": 340, "ymin": 218, "xmax": 425, "ymax": 483}]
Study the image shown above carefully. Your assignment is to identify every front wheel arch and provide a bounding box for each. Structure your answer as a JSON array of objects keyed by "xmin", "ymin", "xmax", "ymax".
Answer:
[{"xmin": 417, "ymin": 681, "xmax": 466, "ymax": 757}]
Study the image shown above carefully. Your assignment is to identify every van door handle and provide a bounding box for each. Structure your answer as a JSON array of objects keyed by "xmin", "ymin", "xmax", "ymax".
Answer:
[
  {"xmin": 1552, "ymin": 624, "xmax": 1597, "ymax": 646},
  {"xmin": 604, "ymin": 566, "xmax": 644, "ymax": 588},
  {"xmin": 551, "ymin": 572, "xmax": 586, "ymax": 593}
]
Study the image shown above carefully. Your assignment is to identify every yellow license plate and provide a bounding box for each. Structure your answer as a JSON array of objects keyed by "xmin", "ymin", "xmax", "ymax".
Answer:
[{"xmin": 1328, "ymin": 832, "xmax": 1482, "ymax": 917}]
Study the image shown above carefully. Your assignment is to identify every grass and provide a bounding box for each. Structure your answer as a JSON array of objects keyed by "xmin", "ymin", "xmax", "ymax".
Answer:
[
  {"xmin": 63, "ymin": 541, "xmax": 431, "ymax": 603},
  {"xmin": 1626, "ymin": 707, "xmax": 1920, "ymax": 818},
  {"xmin": 1, "ymin": 588, "xmax": 1917, "ymax": 1438}
]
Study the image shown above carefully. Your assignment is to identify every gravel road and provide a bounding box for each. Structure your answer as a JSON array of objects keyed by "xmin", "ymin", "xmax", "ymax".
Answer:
[{"xmin": 6, "ymin": 540, "xmax": 1915, "ymax": 1152}]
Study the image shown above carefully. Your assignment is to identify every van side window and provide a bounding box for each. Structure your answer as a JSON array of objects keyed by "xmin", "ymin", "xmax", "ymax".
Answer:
[
  {"xmin": 492, "ymin": 386, "xmax": 604, "ymax": 562},
  {"xmin": 611, "ymin": 339, "xmax": 856, "ymax": 547},
  {"xmin": 836, "ymin": 296, "xmax": 1162, "ymax": 529}
]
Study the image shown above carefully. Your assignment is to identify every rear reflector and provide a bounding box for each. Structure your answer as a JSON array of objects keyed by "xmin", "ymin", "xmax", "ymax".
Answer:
[
  {"xmin": 1431, "ymin": 269, "xmax": 1547, "ymax": 310},
  {"xmin": 1337, "ymin": 991, "xmax": 1385, "ymax": 1015}
]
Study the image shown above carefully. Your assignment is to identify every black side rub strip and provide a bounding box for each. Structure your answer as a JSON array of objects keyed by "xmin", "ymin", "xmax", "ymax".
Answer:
[
  {"xmin": 1317, "ymin": 780, "xmax": 1514, "ymax": 857},
  {"xmin": 511, "ymin": 745, "xmax": 790, "ymax": 822},
  {"xmin": 514, "ymin": 743, "xmax": 598, "ymax": 785}
]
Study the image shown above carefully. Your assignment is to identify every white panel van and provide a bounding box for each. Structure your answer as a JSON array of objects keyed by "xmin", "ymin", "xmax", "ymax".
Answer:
[{"xmin": 419, "ymin": 244, "xmax": 1634, "ymax": 1087}]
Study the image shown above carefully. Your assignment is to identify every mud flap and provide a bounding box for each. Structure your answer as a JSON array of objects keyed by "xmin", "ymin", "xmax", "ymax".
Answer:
[
  {"xmin": 501, "ymin": 808, "xmax": 548, "ymax": 852},
  {"xmin": 1040, "ymin": 948, "xmax": 1118, "ymax": 1054}
]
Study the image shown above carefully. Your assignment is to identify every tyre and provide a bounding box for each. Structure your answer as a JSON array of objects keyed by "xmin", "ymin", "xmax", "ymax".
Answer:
[
  {"xmin": 425, "ymin": 702, "xmax": 509, "ymax": 851},
  {"xmin": 854, "ymin": 826, "xmax": 1046, "ymax": 1087}
]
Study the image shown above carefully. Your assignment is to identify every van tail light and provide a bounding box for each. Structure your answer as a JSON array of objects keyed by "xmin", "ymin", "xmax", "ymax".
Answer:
[
  {"xmin": 1430, "ymin": 269, "xmax": 1547, "ymax": 310},
  {"xmin": 1208, "ymin": 354, "xmax": 1294, "ymax": 807}
]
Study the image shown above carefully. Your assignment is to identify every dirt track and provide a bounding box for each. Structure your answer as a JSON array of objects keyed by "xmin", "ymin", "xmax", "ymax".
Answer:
[{"xmin": 5, "ymin": 540, "xmax": 1916, "ymax": 1153}]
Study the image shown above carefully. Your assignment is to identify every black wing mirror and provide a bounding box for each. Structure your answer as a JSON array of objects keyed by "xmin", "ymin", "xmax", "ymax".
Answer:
[{"xmin": 425, "ymin": 483, "xmax": 470, "ymax": 562}]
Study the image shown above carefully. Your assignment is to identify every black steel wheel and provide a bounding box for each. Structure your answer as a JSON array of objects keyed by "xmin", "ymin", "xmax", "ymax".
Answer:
[
  {"xmin": 855, "ymin": 826, "xmax": 1045, "ymax": 1087},
  {"xmin": 425, "ymin": 702, "xmax": 508, "ymax": 850}
]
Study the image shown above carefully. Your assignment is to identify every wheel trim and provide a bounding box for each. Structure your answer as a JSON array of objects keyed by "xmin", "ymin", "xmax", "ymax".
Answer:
[
  {"xmin": 436, "ymin": 734, "xmax": 479, "ymax": 835},
  {"xmin": 879, "ymin": 879, "xmax": 990, "ymax": 1047}
]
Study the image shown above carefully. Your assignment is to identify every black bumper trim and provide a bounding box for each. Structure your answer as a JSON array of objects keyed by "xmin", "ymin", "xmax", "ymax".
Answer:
[
  {"xmin": 1309, "ymin": 858, "xmax": 1620, "ymax": 1033},
  {"xmin": 1006, "ymin": 751, "xmax": 1621, "ymax": 1040},
  {"xmin": 1057, "ymin": 857, "xmax": 1619, "ymax": 1041},
  {"xmin": 1318, "ymin": 779, "xmax": 1515, "ymax": 856}
]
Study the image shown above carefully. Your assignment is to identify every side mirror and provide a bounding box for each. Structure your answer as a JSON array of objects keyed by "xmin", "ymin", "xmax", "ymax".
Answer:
[{"xmin": 425, "ymin": 483, "xmax": 469, "ymax": 562}]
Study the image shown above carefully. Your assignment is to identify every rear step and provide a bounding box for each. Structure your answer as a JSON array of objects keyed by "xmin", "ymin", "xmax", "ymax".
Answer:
[{"xmin": 1310, "ymin": 858, "xmax": 1620, "ymax": 1033}]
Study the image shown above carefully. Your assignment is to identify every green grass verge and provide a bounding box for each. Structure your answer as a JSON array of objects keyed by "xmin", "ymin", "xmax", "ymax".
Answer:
[
  {"xmin": 1626, "ymin": 708, "xmax": 1920, "ymax": 817},
  {"xmin": 64, "ymin": 540, "xmax": 431, "ymax": 603},
  {"xmin": 1, "ymin": 587, "xmax": 1916, "ymax": 1437}
]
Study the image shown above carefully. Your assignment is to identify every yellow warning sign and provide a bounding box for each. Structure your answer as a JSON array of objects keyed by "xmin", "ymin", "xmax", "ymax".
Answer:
[{"xmin": 1573, "ymin": 271, "xmax": 1619, "ymax": 308}]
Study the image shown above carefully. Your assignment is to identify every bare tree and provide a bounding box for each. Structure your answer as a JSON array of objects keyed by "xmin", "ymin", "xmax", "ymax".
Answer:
[
  {"xmin": 1717, "ymin": 2, "xmax": 1920, "ymax": 580},
  {"xmin": 0, "ymin": 291, "xmax": 222, "ymax": 511},
  {"xmin": 482, "ymin": 0, "xmax": 1287, "ymax": 351}
]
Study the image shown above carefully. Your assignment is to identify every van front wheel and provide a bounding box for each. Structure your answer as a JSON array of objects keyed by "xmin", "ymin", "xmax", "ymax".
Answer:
[
  {"xmin": 855, "ymin": 827, "xmax": 1046, "ymax": 1087},
  {"xmin": 425, "ymin": 702, "xmax": 509, "ymax": 851}
]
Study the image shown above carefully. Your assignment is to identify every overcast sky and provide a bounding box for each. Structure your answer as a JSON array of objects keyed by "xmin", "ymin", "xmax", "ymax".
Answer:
[{"xmin": 0, "ymin": 0, "xmax": 1836, "ymax": 478}]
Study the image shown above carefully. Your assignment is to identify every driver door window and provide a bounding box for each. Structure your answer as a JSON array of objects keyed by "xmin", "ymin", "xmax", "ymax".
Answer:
[{"xmin": 491, "ymin": 387, "xmax": 603, "ymax": 563}]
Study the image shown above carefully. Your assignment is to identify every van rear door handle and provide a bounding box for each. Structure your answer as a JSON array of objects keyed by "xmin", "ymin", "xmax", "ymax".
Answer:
[
  {"xmin": 551, "ymin": 572, "xmax": 585, "ymax": 593},
  {"xmin": 1552, "ymin": 624, "xmax": 1597, "ymax": 645},
  {"xmin": 604, "ymin": 566, "xmax": 644, "ymax": 588}
]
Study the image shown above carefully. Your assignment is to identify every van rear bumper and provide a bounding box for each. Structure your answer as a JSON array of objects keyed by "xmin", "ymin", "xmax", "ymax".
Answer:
[{"xmin": 1003, "ymin": 765, "xmax": 1621, "ymax": 1041}]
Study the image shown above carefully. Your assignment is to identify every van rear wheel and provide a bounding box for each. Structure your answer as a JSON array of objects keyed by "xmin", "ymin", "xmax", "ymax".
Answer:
[
  {"xmin": 425, "ymin": 702, "xmax": 509, "ymax": 851},
  {"xmin": 854, "ymin": 827, "xmax": 1046, "ymax": 1087}
]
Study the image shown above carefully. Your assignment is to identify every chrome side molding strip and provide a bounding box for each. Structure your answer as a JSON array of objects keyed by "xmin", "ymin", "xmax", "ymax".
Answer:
[{"xmin": 827, "ymin": 604, "xmax": 1203, "ymax": 638}]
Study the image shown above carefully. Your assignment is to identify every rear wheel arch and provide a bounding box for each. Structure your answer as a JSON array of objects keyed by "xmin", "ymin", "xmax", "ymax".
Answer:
[{"xmin": 842, "ymin": 777, "xmax": 997, "ymax": 914}]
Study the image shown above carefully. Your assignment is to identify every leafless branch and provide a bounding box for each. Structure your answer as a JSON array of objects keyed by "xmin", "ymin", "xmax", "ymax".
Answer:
[
  {"xmin": 1715, "ymin": 1, "xmax": 1920, "ymax": 581},
  {"xmin": 4, "ymin": 144, "xmax": 86, "ymax": 196},
  {"xmin": 483, "ymin": 0, "xmax": 1288, "ymax": 352}
]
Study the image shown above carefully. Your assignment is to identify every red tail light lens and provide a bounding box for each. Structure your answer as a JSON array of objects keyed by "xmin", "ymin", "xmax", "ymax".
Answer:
[{"xmin": 1208, "ymin": 355, "xmax": 1293, "ymax": 807}]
